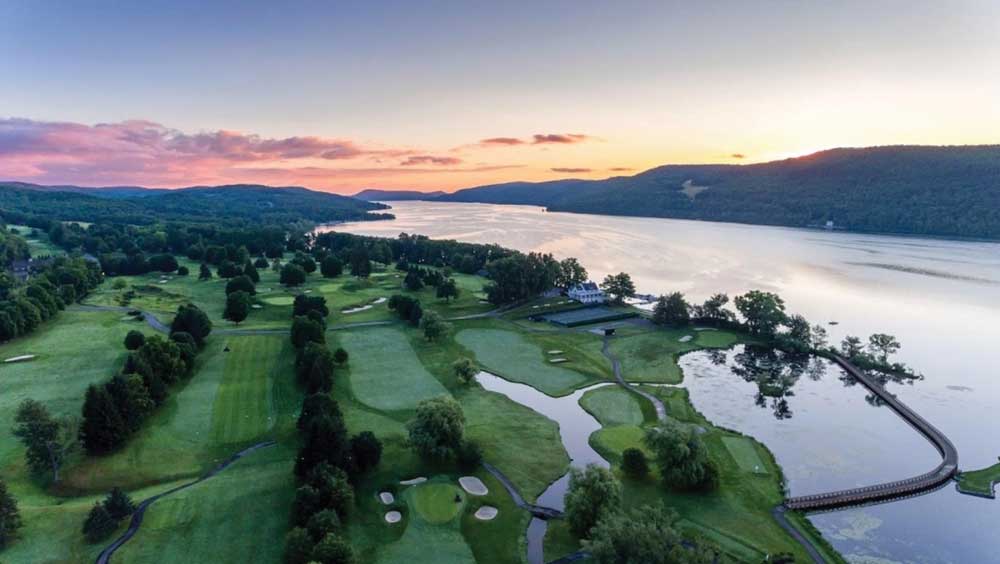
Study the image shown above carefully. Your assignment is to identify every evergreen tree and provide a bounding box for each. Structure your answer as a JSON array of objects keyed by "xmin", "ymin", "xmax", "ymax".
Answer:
[
  {"xmin": 123, "ymin": 329, "xmax": 145, "ymax": 350},
  {"xmin": 198, "ymin": 263, "xmax": 212, "ymax": 280},
  {"xmin": 0, "ymin": 478, "xmax": 22, "ymax": 549},
  {"xmin": 80, "ymin": 385, "xmax": 128, "ymax": 455},
  {"xmin": 82, "ymin": 502, "xmax": 117, "ymax": 543},
  {"xmin": 103, "ymin": 487, "xmax": 136, "ymax": 521},
  {"xmin": 349, "ymin": 432, "xmax": 383, "ymax": 474},
  {"xmin": 224, "ymin": 290, "xmax": 252, "ymax": 325},
  {"xmin": 243, "ymin": 261, "xmax": 260, "ymax": 283}
]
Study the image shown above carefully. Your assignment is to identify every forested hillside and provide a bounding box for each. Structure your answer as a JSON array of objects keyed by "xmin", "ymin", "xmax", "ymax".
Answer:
[
  {"xmin": 439, "ymin": 146, "xmax": 1000, "ymax": 239},
  {"xmin": 0, "ymin": 183, "xmax": 391, "ymax": 227}
]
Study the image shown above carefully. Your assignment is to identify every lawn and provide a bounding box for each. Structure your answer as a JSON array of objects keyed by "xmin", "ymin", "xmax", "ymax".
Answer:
[
  {"xmin": 62, "ymin": 334, "xmax": 295, "ymax": 494},
  {"xmin": 411, "ymin": 482, "xmax": 464, "ymax": 524},
  {"xmin": 338, "ymin": 326, "xmax": 450, "ymax": 412},
  {"xmin": 609, "ymin": 328, "xmax": 740, "ymax": 384},
  {"xmin": 578, "ymin": 387, "xmax": 646, "ymax": 427},
  {"xmin": 0, "ymin": 309, "xmax": 152, "ymax": 488},
  {"xmin": 455, "ymin": 328, "xmax": 597, "ymax": 396},
  {"xmin": 956, "ymin": 458, "xmax": 1000, "ymax": 497},
  {"xmin": 112, "ymin": 442, "xmax": 295, "ymax": 564},
  {"xmin": 7, "ymin": 224, "xmax": 65, "ymax": 257}
]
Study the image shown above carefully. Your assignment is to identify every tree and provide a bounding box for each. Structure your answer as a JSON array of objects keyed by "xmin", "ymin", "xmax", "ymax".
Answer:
[
  {"xmin": 82, "ymin": 502, "xmax": 117, "ymax": 543},
  {"xmin": 644, "ymin": 419, "xmax": 718, "ymax": 491},
  {"xmin": 452, "ymin": 357, "xmax": 478, "ymax": 385},
  {"xmin": 585, "ymin": 504, "xmax": 714, "ymax": 564},
  {"xmin": 295, "ymin": 416, "xmax": 349, "ymax": 477},
  {"xmin": 781, "ymin": 313, "xmax": 813, "ymax": 351},
  {"xmin": 456, "ymin": 439, "xmax": 483, "ymax": 472},
  {"xmin": 349, "ymin": 247, "xmax": 371, "ymax": 278},
  {"xmin": 734, "ymin": 290, "xmax": 787, "ymax": 337},
  {"xmin": 243, "ymin": 261, "xmax": 260, "ymax": 283},
  {"xmin": 320, "ymin": 256, "xmax": 343, "ymax": 278},
  {"xmin": 305, "ymin": 463, "xmax": 355, "ymax": 521},
  {"xmin": 291, "ymin": 316, "xmax": 326, "ymax": 349},
  {"xmin": 224, "ymin": 290, "xmax": 252, "ymax": 325},
  {"xmin": 124, "ymin": 329, "xmax": 145, "ymax": 350},
  {"xmin": 293, "ymin": 295, "xmax": 329, "ymax": 318},
  {"xmin": 14, "ymin": 399, "xmax": 77, "ymax": 482},
  {"xmin": 176, "ymin": 265, "xmax": 190, "ymax": 276},
  {"xmin": 436, "ymin": 278, "xmax": 459, "ymax": 302},
  {"xmin": 0, "ymin": 478, "xmax": 22, "ymax": 549},
  {"xmin": 254, "ymin": 256, "xmax": 270, "ymax": 269},
  {"xmin": 80, "ymin": 384, "xmax": 128, "ymax": 455},
  {"xmin": 600, "ymin": 273, "xmax": 635, "ymax": 305},
  {"xmin": 420, "ymin": 310, "xmax": 449, "ymax": 341},
  {"xmin": 621, "ymin": 448, "xmax": 649, "ymax": 479},
  {"xmin": 217, "ymin": 259, "xmax": 241, "ymax": 278},
  {"xmin": 557, "ymin": 257, "xmax": 588, "ymax": 290},
  {"xmin": 333, "ymin": 347, "xmax": 349, "ymax": 365},
  {"xmin": 408, "ymin": 396, "xmax": 465, "ymax": 459},
  {"xmin": 651, "ymin": 292, "xmax": 690, "ymax": 327},
  {"xmin": 284, "ymin": 527, "xmax": 315, "ymax": 564},
  {"xmin": 298, "ymin": 393, "xmax": 341, "ymax": 431},
  {"xmin": 281, "ymin": 263, "xmax": 307, "ymax": 286},
  {"xmin": 403, "ymin": 269, "xmax": 424, "ymax": 291},
  {"xmin": 170, "ymin": 304, "xmax": 212, "ymax": 346},
  {"xmin": 564, "ymin": 464, "xmax": 622, "ymax": 538},
  {"xmin": 103, "ymin": 487, "xmax": 136, "ymax": 521},
  {"xmin": 840, "ymin": 335, "xmax": 864, "ymax": 358},
  {"xmin": 868, "ymin": 333, "xmax": 901, "ymax": 364},
  {"xmin": 307, "ymin": 509, "xmax": 342, "ymax": 542},
  {"xmin": 198, "ymin": 263, "xmax": 212, "ymax": 280},
  {"xmin": 349, "ymin": 431, "xmax": 383, "ymax": 474},
  {"xmin": 225, "ymin": 274, "xmax": 256, "ymax": 296},
  {"xmin": 311, "ymin": 533, "xmax": 355, "ymax": 564}
]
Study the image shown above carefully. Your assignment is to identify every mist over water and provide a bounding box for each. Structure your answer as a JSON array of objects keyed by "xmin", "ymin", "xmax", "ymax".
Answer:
[{"xmin": 322, "ymin": 201, "xmax": 1000, "ymax": 563}]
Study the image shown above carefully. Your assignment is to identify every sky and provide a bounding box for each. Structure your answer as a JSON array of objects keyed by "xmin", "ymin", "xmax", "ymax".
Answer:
[{"xmin": 1, "ymin": 0, "xmax": 998, "ymax": 193}]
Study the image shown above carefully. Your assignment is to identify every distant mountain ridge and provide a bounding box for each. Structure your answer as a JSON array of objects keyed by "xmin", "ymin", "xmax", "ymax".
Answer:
[
  {"xmin": 0, "ymin": 182, "xmax": 391, "ymax": 226},
  {"xmin": 353, "ymin": 188, "xmax": 446, "ymax": 201},
  {"xmin": 437, "ymin": 145, "xmax": 1000, "ymax": 239}
]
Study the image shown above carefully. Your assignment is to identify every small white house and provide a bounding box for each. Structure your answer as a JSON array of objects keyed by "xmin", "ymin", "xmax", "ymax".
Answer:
[{"xmin": 568, "ymin": 282, "xmax": 607, "ymax": 304}]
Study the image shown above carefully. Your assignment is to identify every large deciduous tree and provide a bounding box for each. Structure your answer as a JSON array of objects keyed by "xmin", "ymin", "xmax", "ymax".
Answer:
[
  {"xmin": 407, "ymin": 397, "xmax": 465, "ymax": 459},
  {"xmin": 585, "ymin": 504, "xmax": 714, "ymax": 564},
  {"xmin": 13, "ymin": 399, "xmax": 77, "ymax": 482},
  {"xmin": 0, "ymin": 478, "xmax": 22, "ymax": 549},
  {"xmin": 600, "ymin": 273, "xmax": 636, "ymax": 305},
  {"xmin": 643, "ymin": 419, "xmax": 718, "ymax": 492},
  {"xmin": 564, "ymin": 464, "xmax": 622, "ymax": 539},
  {"xmin": 734, "ymin": 290, "xmax": 786, "ymax": 337},
  {"xmin": 652, "ymin": 292, "xmax": 690, "ymax": 327}
]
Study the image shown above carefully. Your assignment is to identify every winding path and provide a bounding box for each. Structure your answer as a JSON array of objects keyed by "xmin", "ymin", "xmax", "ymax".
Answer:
[
  {"xmin": 94, "ymin": 441, "xmax": 276, "ymax": 564},
  {"xmin": 783, "ymin": 354, "xmax": 958, "ymax": 511},
  {"xmin": 482, "ymin": 462, "xmax": 564, "ymax": 520},
  {"xmin": 600, "ymin": 336, "xmax": 666, "ymax": 420}
]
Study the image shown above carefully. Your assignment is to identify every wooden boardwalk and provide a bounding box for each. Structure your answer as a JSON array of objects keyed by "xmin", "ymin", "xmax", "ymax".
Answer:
[{"xmin": 784, "ymin": 355, "xmax": 958, "ymax": 511}]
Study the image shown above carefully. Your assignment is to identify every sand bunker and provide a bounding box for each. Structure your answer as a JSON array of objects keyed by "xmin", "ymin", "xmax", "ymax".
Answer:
[
  {"xmin": 547, "ymin": 350, "xmax": 563, "ymax": 355},
  {"xmin": 678, "ymin": 335, "xmax": 693, "ymax": 343},
  {"xmin": 474, "ymin": 506, "xmax": 498, "ymax": 521},
  {"xmin": 384, "ymin": 511, "xmax": 402, "ymax": 523},
  {"xmin": 459, "ymin": 476, "xmax": 488, "ymax": 496},
  {"xmin": 342, "ymin": 305, "xmax": 373, "ymax": 314},
  {"xmin": 549, "ymin": 358, "xmax": 568, "ymax": 364},
  {"xmin": 400, "ymin": 477, "xmax": 427, "ymax": 486},
  {"xmin": 4, "ymin": 355, "xmax": 36, "ymax": 363},
  {"xmin": 379, "ymin": 492, "xmax": 395, "ymax": 504}
]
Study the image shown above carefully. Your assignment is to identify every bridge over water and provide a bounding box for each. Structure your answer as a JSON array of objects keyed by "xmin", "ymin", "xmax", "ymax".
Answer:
[{"xmin": 784, "ymin": 355, "xmax": 958, "ymax": 511}]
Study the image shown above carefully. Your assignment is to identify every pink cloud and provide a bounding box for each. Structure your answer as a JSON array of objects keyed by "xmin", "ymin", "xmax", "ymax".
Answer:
[
  {"xmin": 550, "ymin": 167, "xmax": 592, "ymax": 173},
  {"xmin": 400, "ymin": 155, "xmax": 463, "ymax": 166},
  {"xmin": 532, "ymin": 133, "xmax": 590, "ymax": 145},
  {"xmin": 608, "ymin": 167, "xmax": 634, "ymax": 172},
  {"xmin": 479, "ymin": 137, "xmax": 524, "ymax": 146}
]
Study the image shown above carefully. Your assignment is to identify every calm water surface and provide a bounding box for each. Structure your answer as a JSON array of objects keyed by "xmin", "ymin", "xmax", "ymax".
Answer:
[{"xmin": 323, "ymin": 201, "xmax": 1000, "ymax": 563}]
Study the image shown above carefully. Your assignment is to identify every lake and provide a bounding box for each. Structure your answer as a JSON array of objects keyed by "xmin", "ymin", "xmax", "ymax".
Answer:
[{"xmin": 321, "ymin": 200, "xmax": 1000, "ymax": 563}]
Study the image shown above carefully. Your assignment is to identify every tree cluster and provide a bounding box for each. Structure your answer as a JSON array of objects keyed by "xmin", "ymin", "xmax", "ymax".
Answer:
[
  {"xmin": 82, "ymin": 488, "xmax": 136, "ymax": 543},
  {"xmin": 81, "ymin": 305, "xmax": 211, "ymax": 455},
  {"xmin": 0, "ymin": 256, "xmax": 102, "ymax": 342}
]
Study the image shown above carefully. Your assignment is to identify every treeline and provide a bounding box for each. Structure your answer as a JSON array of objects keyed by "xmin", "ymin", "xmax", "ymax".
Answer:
[
  {"xmin": 80, "ymin": 305, "xmax": 212, "ymax": 454},
  {"xmin": 0, "ymin": 182, "xmax": 392, "ymax": 227},
  {"xmin": 440, "ymin": 145, "xmax": 1000, "ymax": 240},
  {"xmin": 284, "ymin": 294, "xmax": 383, "ymax": 564},
  {"xmin": 0, "ymin": 256, "xmax": 102, "ymax": 342}
]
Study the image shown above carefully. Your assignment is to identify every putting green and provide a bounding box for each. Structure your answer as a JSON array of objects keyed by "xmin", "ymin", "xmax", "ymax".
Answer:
[
  {"xmin": 722, "ymin": 436, "xmax": 769, "ymax": 475},
  {"xmin": 590, "ymin": 425, "xmax": 653, "ymax": 464},
  {"xmin": 262, "ymin": 295, "xmax": 295, "ymax": 306},
  {"xmin": 376, "ymin": 483, "xmax": 474, "ymax": 564},
  {"xmin": 455, "ymin": 329, "xmax": 590, "ymax": 396},
  {"xmin": 339, "ymin": 327, "xmax": 449, "ymax": 411},
  {"xmin": 579, "ymin": 386, "xmax": 644, "ymax": 426},
  {"xmin": 412, "ymin": 483, "xmax": 464, "ymax": 524}
]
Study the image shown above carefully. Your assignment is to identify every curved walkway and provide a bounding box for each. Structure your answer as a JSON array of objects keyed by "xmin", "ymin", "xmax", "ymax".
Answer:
[
  {"xmin": 600, "ymin": 336, "xmax": 666, "ymax": 420},
  {"xmin": 784, "ymin": 354, "xmax": 958, "ymax": 511},
  {"xmin": 482, "ymin": 462, "xmax": 563, "ymax": 520},
  {"xmin": 94, "ymin": 441, "xmax": 276, "ymax": 564}
]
